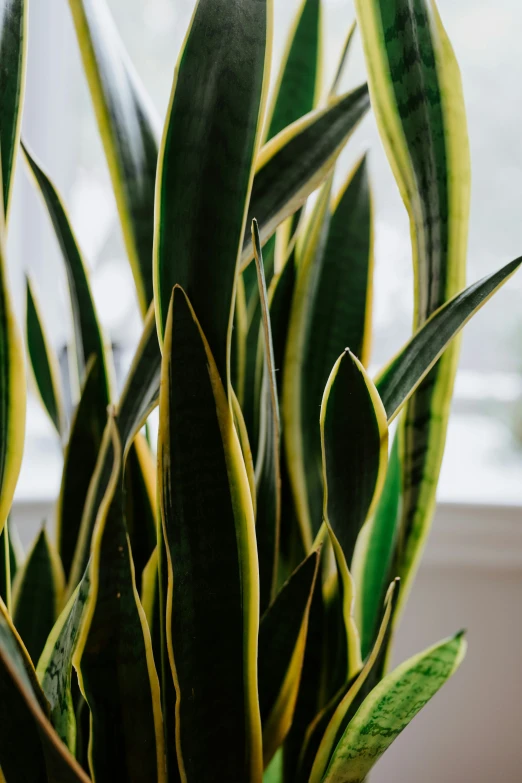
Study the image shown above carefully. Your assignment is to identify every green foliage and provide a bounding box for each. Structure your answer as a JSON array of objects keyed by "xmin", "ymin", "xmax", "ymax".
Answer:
[{"xmin": 0, "ymin": 0, "xmax": 518, "ymax": 781}]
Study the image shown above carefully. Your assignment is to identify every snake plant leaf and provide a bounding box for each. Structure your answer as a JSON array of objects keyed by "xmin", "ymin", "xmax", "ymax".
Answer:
[
  {"xmin": 57, "ymin": 356, "xmax": 107, "ymax": 581},
  {"xmin": 36, "ymin": 570, "xmax": 90, "ymax": 754},
  {"xmin": 233, "ymin": 274, "xmax": 248, "ymax": 406},
  {"xmin": 0, "ymin": 190, "xmax": 26, "ymax": 538},
  {"xmin": 264, "ymin": 748, "xmax": 283, "ymax": 783},
  {"xmin": 283, "ymin": 179, "xmax": 332, "ymax": 549},
  {"xmin": 306, "ymin": 579, "xmax": 399, "ymax": 783},
  {"xmin": 0, "ymin": 518, "xmax": 21, "ymax": 610},
  {"xmin": 242, "ymin": 85, "xmax": 370, "ymax": 270},
  {"xmin": 140, "ymin": 546, "xmax": 161, "ymax": 674},
  {"xmin": 0, "ymin": 600, "xmax": 91, "ymax": 783},
  {"xmin": 320, "ymin": 350, "xmax": 388, "ymax": 680},
  {"xmin": 289, "ymin": 155, "xmax": 374, "ymax": 551},
  {"xmin": 67, "ymin": 0, "xmax": 161, "ymax": 316},
  {"xmin": 353, "ymin": 434, "xmax": 401, "ymax": 660},
  {"xmin": 154, "ymin": 0, "xmax": 270, "ymax": 384},
  {"xmin": 258, "ymin": 549, "xmax": 320, "ymax": 767},
  {"xmin": 253, "ymin": 220, "xmax": 282, "ymax": 613},
  {"xmin": 231, "ymin": 387, "xmax": 257, "ymax": 518},
  {"xmin": 124, "ymin": 433, "xmax": 157, "ymax": 583},
  {"xmin": 26, "ymin": 277, "xmax": 65, "ymax": 437},
  {"xmin": 21, "ymin": 142, "xmax": 113, "ymax": 399},
  {"xmin": 13, "ymin": 528, "xmax": 64, "ymax": 666},
  {"xmin": 376, "ymin": 256, "xmax": 522, "ymax": 422},
  {"xmin": 158, "ymin": 286, "xmax": 262, "ymax": 782},
  {"xmin": 0, "ymin": 0, "xmax": 27, "ymax": 218},
  {"xmin": 330, "ymin": 21, "xmax": 356, "ymax": 96},
  {"xmin": 73, "ymin": 418, "xmax": 165, "ymax": 783},
  {"xmin": 264, "ymin": 0, "xmax": 322, "ymax": 142},
  {"xmin": 354, "ymin": 0, "xmax": 471, "ymax": 627},
  {"xmin": 68, "ymin": 304, "xmax": 161, "ymax": 594},
  {"xmin": 321, "ymin": 631, "xmax": 466, "ymax": 783}
]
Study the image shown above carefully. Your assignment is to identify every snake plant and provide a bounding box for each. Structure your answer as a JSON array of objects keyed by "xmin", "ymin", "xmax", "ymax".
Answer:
[{"xmin": 0, "ymin": 0, "xmax": 519, "ymax": 781}]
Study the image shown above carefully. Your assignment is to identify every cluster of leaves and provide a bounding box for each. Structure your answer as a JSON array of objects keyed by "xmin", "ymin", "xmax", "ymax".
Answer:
[{"xmin": 0, "ymin": 0, "xmax": 519, "ymax": 781}]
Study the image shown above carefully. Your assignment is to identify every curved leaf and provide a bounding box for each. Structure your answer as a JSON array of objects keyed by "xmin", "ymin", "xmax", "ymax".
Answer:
[
  {"xmin": 253, "ymin": 220, "xmax": 281, "ymax": 613},
  {"xmin": 322, "ymin": 632, "xmax": 466, "ymax": 783},
  {"xmin": 258, "ymin": 549, "xmax": 320, "ymax": 767},
  {"xmin": 73, "ymin": 419, "xmax": 165, "ymax": 783},
  {"xmin": 67, "ymin": 0, "xmax": 160, "ymax": 315},
  {"xmin": 264, "ymin": 0, "xmax": 322, "ymax": 142},
  {"xmin": 21, "ymin": 142, "xmax": 113, "ymax": 399},
  {"xmin": 37, "ymin": 571, "xmax": 91, "ymax": 753},
  {"xmin": 0, "ymin": 0, "xmax": 27, "ymax": 217},
  {"xmin": 0, "ymin": 519, "xmax": 20, "ymax": 609},
  {"xmin": 158, "ymin": 286, "xmax": 262, "ymax": 782},
  {"xmin": 376, "ymin": 256, "xmax": 522, "ymax": 422},
  {"xmin": 26, "ymin": 277, "xmax": 65, "ymax": 436},
  {"xmin": 242, "ymin": 85, "xmax": 370, "ymax": 270},
  {"xmin": 13, "ymin": 529, "xmax": 64, "ymax": 665},
  {"xmin": 0, "ymin": 600, "xmax": 90, "ymax": 783},
  {"xmin": 320, "ymin": 350, "xmax": 388, "ymax": 680},
  {"xmin": 57, "ymin": 357, "xmax": 107, "ymax": 581},
  {"xmin": 154, "ymin": 0, "xmax": 270, "ymax": 382},
  {"xmin": 354, "ymin": 0, "xmax": 470, "ymax": 628},
  {"xmin": 231, "ymin": 387, "xmax": 257, "ymax": 519}
]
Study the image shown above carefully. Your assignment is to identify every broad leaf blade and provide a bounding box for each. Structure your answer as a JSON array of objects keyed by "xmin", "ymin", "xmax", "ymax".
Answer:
[
  {"xmin": 253, "ymin": 220, "xmax": 282, "ymax": 613},
  {"xmin": 73, "ymin": 419, "xmax": 165, "ymax": 783},
  {"xmin": 0, "ymin": 0, "xmax": 27, "ymax": 217},
  {"xmin": 0, "ymin": 600, "xmax": 90, "ymax": 783},
  {"xmin": 354, "ymin": 0, "xmax": 470, "ymax": 627},
  {"xmin": 320, "ymin": 350, "xmax": 388, "ymax": 680},
  {"xmin": 13, "ymin": 529, "xmax": 64, "ymax": 665},
  {"xmin": 376, "ymin": 257, "xmax": 522, "ymax": 421},
  {"xmin": 264, "ymin": 0, "xmax": 322, "ymax": 142},
  {"xmin": 158, "ymin": 287, "xmax": 262, "ymax": 782},
  {"xmin": 68, "ymin": 0, "xmax": 160, "ymax": 315},
  {"xmin": 154, "ymin": 0, "xmax": 270, "ymax": 382},
  {"xmin": 322, "ymin": 632, "xmax": 466, "ymax": 783},
  {"xmin": 26, "ymin": 278, "xmax": 65, "ymax": 436},
  {"xmin": 259, "ymin": 550, "xmax": 320, "ymax": 767},
  {"xmin": 242, "ymin": 86, "xmax": 370, "ymax": 269}
]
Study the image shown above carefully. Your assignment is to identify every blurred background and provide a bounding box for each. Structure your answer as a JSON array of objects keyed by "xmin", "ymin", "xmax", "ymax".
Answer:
[{"xmin": 9, "ymin": 1, "xmax": 522, "ymax": 780}]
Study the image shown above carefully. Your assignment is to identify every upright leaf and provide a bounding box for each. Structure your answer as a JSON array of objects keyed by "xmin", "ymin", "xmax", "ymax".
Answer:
[
  {"xmin": 0, "ymin": 0, "xmax": 27, "ymax": 217},
  {"xmin": 320, "ymin": 350, "xmax": 388, "ymax": 680},
  {"xmin": 154, "ymin": 0, "xmax": 270, "ymax": 383},
  {"xmin": 264, "ymin": 0, "xmax": 322, "ymax": 141},
  {"xmin": 253, "ymin": 220, "xmax": 281, "ymax": 613},
  {"xmin": 124, "ymin": 433, "xmax": 157, "ymax": 582},
  {"xmin": 329, "ymin": 21, "xmax": 356, "ymax": 97},
  {"xmin": 258, "ymin": 550, "xmax": 320, "ymax": 767},
  {"xmin": 26, "ymin": 277, "xmax": 65, "ymax": 437},
  {"xmin": 0, "ymin": 600, "xmax": 90, "ymax": 783},
  {"xmin": 68, "ymin": 0, "xmax": 161, "ymax": 315},
  {"xmin": 158, "ymin": 287, "xmax": 262, "ymax": 782},
  {"xmin": 322, "ymin": 632, "xmax": 466, "ymax": 782},
  {"xmin": 354, "ymin": 0, "xmax": 471, "ymax": 621},
  {"xmin": 73, "ymin": 419, "xmax": 165, "ymax": 783}
]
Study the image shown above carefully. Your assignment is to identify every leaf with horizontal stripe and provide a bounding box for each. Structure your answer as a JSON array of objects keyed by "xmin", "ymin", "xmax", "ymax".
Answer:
[
  {"xmin": 354, "ymin": 0, "xmax": 470, "ymax": 630},
  {"xmin": 322, "ymin": 632, "xmax": 466, "ymax": 783},
  {"xmin": 258, "ymin": 549, "xmax": 320, "ymax": 767},
  {"xmin": 26, "ymin": 277, "xmax": 65, "ymax": 437},
  {"xmin": 73, "ymin": 418, "xmax": 165, "ymax": 783},
  {"xmin": 0, "ymin": 0, "xmax": 27, "ymax": 218},
  {"xmin": 154, "ymin": 0, "xmax": 270, "ymax": 383},
  {"xmin": 13, "ymin": 529, "xmax": 64, "ymax": 666},
  {"xmin": 320, "ymin": 350, "xmax": 388, "ymax": 680},
  {"xmin": 67, "ymin": 0, "xmax": 160, "ymax": 315},
  {"xmin": 0, "ymin": 599, "xmax": 90, "ymax": 783},
  {"xmin": 158, "ymin": 286, "xmax": 262, "ymax": 782}
]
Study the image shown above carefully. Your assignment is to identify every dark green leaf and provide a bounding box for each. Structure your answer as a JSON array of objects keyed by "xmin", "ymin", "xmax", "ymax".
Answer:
[{"xmin": 0, "ymin": 0, "xmax": 26, "ymax": 216}]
